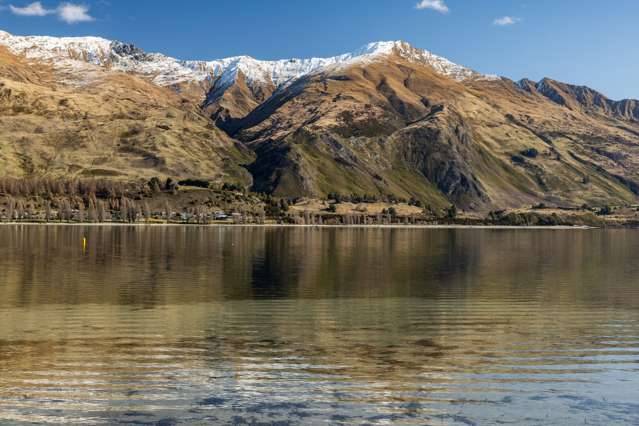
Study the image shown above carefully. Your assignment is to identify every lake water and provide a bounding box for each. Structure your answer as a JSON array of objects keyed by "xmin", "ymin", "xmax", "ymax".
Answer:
[{"xmin": 0, "ymin": 225, "xmax": 638, "ymax": 425}]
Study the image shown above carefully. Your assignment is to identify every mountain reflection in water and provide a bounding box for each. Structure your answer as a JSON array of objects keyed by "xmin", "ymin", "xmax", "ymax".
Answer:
[{"xmin": 0, "ymin": 225, "xmax": 638, "ymax": 424}]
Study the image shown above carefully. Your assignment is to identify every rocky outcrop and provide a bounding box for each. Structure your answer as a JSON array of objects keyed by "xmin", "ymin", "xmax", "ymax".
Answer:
[{"xmin": 392, "ymin": 107, "xmax": 489, "ymax": 208}]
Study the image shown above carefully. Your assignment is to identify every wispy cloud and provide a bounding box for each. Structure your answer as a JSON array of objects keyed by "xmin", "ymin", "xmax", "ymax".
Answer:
[
  {"xmin": 415, "ymin": 0, "xmax": 449, "ymax": 14},
  {"xmin": 57, "ymin": 3, "xmax": 93, "ymax": 23},
  {"xmin": 8, "ymin": 1, "xmax": 94, "ymax": 23},
  {"xmin": 9, "ymin": 1, "xmax": 52, "ymax": 16},
  {"xmin": 493, "ymin": 16, "xmax": 521, "ymax": 26}
]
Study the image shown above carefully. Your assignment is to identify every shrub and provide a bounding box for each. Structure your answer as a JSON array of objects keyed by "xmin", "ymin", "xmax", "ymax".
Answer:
[
  {"xmin": 221, "ymin": 182, "xmax": 244, "ymax": 192},
  {"xmin": 165, "ymin": 178, "xmax": 176, "ymax": 191},
  {"xmin": 521, "ymin": 148, "xmax": 539, "ymax": 158},
  {"xmin": 327, "ymin": 192, "xmax": 344, "ymax": 203},
  {"xmin": 487, "ymin": 210, "xmax": 506, "ymax": 221},
  {"xmin": 408, "ymin": 197, "xmax": 423, "ymax": 208},
  {"xmin": 120, "ymin": 127, "xmax": 142, "ymax": 138},
  {"xmin": 363, "ymin": 194, "xmax": 379, "ymax": 203},
  {"xmin": 179, "ymin": 179, "xmax": 210, "ymax": 189},
  {"xmin": 597, "ymin": 205, "xmax": 612, "ymax": 216},
  {"xmin": 147, "ymin": 177, "xmax": 162, "ymax": 193},
  {"xmin": 446, "ymin": 204, "xmax": 457, "ymax": 219},
  {"xmin": 511, "ymin": 155, "xmax": 526, "ymax": 164},
  {"xmin": 266, "ymin": 200, "xmax": 282, "ymax": 217}
]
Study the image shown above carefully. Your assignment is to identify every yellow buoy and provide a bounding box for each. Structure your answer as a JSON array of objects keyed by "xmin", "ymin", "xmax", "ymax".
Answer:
[{"xmin": 83, "ymin": 237, "xmax": 87, "ymax": 252}]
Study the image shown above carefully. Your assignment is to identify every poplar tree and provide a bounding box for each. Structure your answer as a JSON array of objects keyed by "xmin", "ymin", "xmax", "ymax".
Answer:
[
  {"xmin": 6, "ymin": 197, "xmax": 15, "ymax": 222},
  {"xmin": 143, "ymin": 201, "xmax": 151, "ymax": 222},
  {"xmin": 44, "ymin": 201, "xmax": 52, "ymax": 223},
  {"xmin": 78, "ymin": 202, "xmax": 85, "ymax": 223},
  {"xmin": 97, "ymin": 200, "xmax": 107, "ymax": 223},
  {"xmin": 87, "ymin": 200, "xmax": 97, "ymax": 222},
  {"xmin": 119, "ymin": 198, "xmax": 128, "ymax": 222}
]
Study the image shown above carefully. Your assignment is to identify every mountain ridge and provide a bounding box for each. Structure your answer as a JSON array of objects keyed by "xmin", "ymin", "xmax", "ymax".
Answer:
[
  {"xmin": 0, "ymin": 30, "xmax": 497, "ymax": 88},
  {"xmin": 2, "ymin": 29, "xmax": 639, "ymax": 212},
  {"xmin": 517, "ymin": 77, "xmax": 639, "ymax": 121}
]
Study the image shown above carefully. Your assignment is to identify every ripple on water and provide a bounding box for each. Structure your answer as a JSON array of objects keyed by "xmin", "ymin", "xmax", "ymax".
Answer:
[{"xmin": 0, "ymin": 226, "xmax": 638, "ymax": 424}]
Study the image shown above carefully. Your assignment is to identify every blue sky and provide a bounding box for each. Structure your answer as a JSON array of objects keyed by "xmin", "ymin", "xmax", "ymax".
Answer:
[{"xmin": 1, "ymin": 0, "xmax": 638, "ymax": 100}]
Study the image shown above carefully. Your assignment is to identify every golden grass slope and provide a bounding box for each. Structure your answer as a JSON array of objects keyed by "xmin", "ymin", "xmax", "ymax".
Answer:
[
  {"xmin": 0, "ymin": 47, "xmax": 253, "ymax": 185},
  {"xmin": 3, "ymin": 43, "xmax": 639, "ymax": 212},
  {"xmin": 218, "ymin": 52, "xmax": 639, "ymax": 210}
]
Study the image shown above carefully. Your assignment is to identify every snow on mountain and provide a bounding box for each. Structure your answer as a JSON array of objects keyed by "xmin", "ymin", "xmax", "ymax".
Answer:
[{"xmin": 0, "ymin": 30, "xmax": 498, "ymax": 90}]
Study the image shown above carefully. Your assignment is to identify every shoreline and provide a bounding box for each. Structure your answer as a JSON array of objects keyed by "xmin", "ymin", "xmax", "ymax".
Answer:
[{"xmin": 0, "ymin": 222, "xmax": 595, "ymax": 230}]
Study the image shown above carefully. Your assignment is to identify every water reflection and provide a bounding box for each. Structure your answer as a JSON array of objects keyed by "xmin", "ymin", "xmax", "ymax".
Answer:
[{"xmin": 0, "ymin": 225, "xmax": 638, "ymax": 424}]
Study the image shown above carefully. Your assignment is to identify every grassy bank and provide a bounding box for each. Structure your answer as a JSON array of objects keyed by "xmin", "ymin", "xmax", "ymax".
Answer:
[{"xmin": 1, "ymin": 177, "xmax": 636, "ymax": 228}]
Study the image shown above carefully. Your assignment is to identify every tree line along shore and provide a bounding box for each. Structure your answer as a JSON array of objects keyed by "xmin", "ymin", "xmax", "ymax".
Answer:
[{"xmin": 0, "ymin": 176, "xmax": 634, "ymax": 227}]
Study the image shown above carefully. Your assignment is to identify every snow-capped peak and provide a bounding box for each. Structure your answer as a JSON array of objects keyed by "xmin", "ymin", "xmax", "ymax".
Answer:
[
  {"xmin": 0, "ymin": 30, "xmax": 496, "ymax": 89},
  {"xmin": 184, "ymin": 41, "xmax": 414, "ymax": 90}
]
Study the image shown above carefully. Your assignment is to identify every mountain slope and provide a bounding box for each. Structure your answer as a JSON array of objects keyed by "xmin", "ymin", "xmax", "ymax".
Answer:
[
  {"xmin": 2, "ymin": 29, "xmax": 639, "ymax": 212},
  {"xmin": 225, "ymin": 55, "xmax": 639, "ymax": 210},
  {"xmin": 0, "ymin": 45, "xmax": 252, "ymax": 184}
]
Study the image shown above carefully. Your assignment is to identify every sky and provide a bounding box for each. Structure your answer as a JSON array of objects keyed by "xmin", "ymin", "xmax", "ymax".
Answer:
[{"xmin": 1, "ymin": 0, "xmax": 638, "ymax": 100}]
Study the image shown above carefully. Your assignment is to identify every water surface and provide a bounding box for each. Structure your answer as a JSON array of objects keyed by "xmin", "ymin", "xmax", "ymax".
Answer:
[{"xmin": 1, "ymin": 225, "xmax": 638, "ymax": 424}]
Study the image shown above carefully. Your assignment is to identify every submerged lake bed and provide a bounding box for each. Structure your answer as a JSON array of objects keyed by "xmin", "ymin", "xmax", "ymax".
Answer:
[{"xmin": 1, "ymin": 225, "xmax": 638, "ymax": 424}]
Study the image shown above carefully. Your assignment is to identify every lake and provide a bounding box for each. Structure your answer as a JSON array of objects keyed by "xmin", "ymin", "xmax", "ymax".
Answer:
[{"xmin": 0, "ymin": 225, "xmax": 638, "ymax": 425}]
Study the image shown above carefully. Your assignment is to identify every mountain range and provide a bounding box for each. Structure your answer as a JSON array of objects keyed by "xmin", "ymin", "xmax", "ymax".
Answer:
[{"xmin": 1, "ymin": 29, "xmax": 639, "ymax": 211}]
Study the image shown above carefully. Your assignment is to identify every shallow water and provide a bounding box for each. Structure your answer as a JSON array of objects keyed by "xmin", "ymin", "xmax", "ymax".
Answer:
[{"xmin": 0, "ymin": 225, "xmax": 638, "ymax": 425}]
